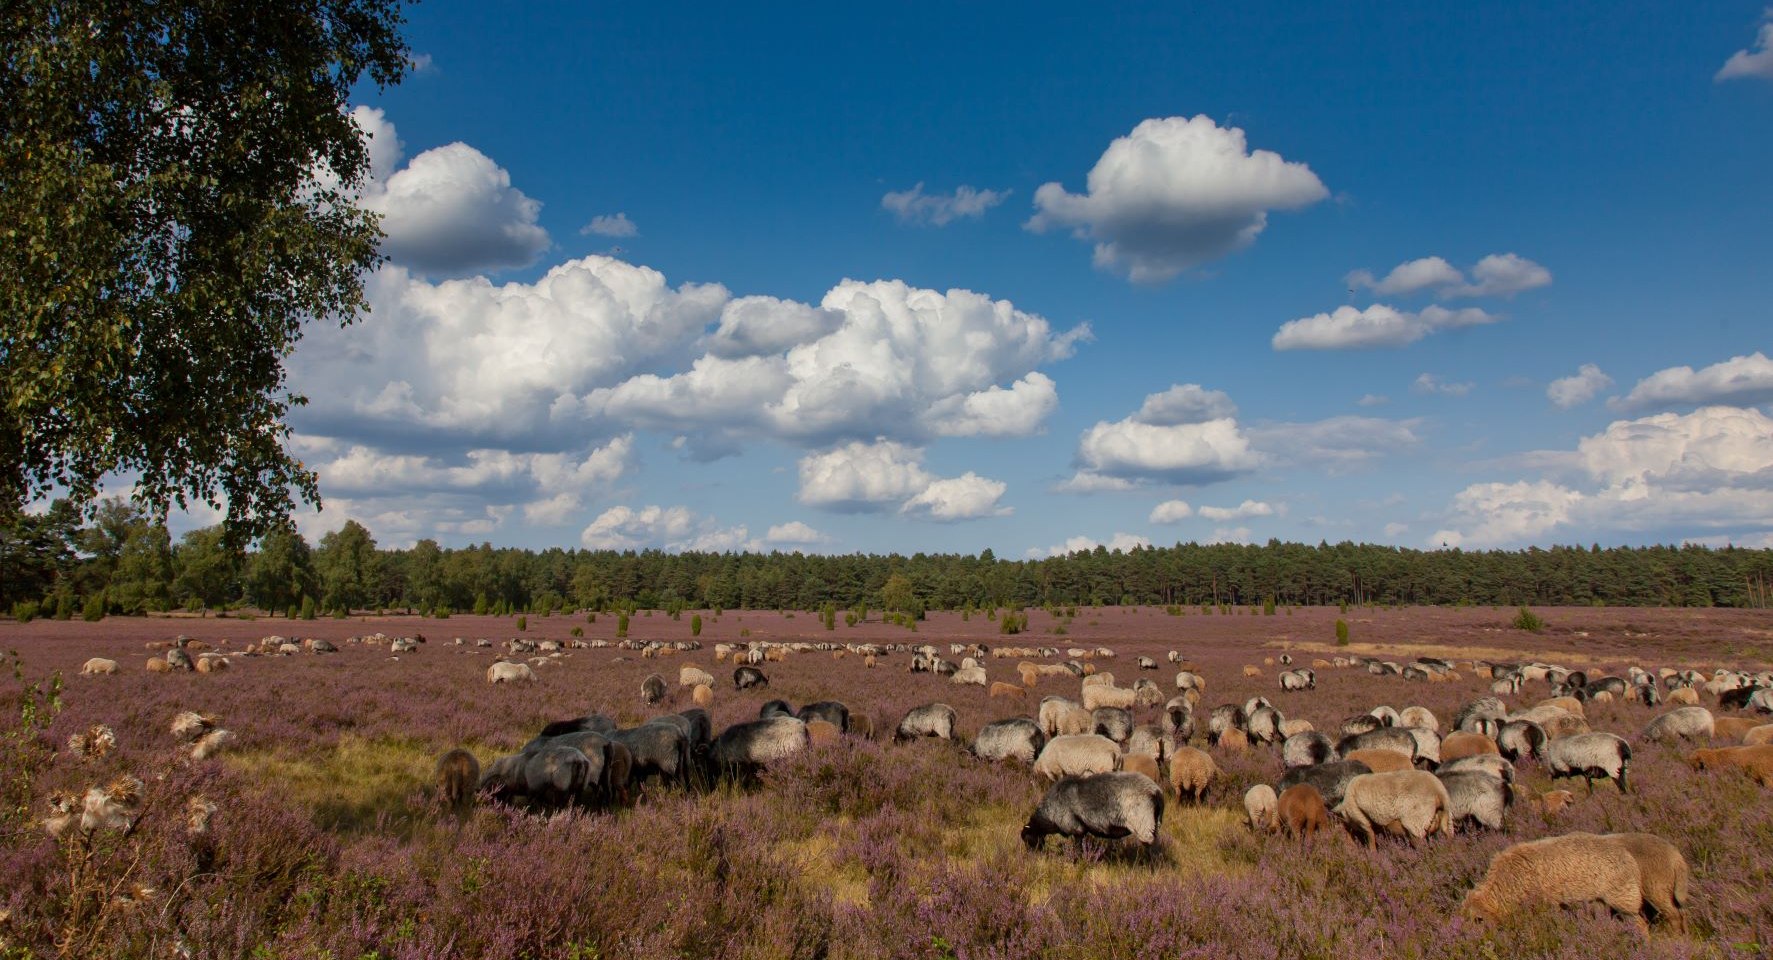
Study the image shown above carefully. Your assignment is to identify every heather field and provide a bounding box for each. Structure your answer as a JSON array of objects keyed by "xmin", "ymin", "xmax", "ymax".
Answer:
[{"xmin": 5, "ymin": 604, "xmax": 1773, "ymax": 959}]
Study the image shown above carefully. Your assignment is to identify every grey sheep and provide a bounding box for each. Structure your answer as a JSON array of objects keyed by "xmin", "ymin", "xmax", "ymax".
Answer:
[
  {"xmin": 973, "ymin": 717, "xmax": 1047, "ymax": 764},
  {"xmin": 1091, "ymin": 706, "xmax": 1134, "ymax": 744},
  {"xmin": 1497, "ymin": 720, "xmax": 1548, "ymax": 761},
  {"xmin": 1282, "ymin": 731, "xmax": 1336, "ymax": 769},
  {"xmin": 895, "ymin": 702, "xmax": 959, "ymax": 742},
  {"xmin": 641, "ymin": 673, "xmax": 668, "ymax": 705},
  {"xmin": 1125, "ymin": 724, "xmax": 1174, "ymax": 762},
  {"xmin": 1337, "ymin": 727, "xmax": 1419, "ymax": 763},
  {"xmin": 1440, "ymin": 754, "xmax": 1515, "ymax": 782},
  {"xmin": 733, "ymin": 666, "xmax": 769, "ymax": 689},
  {"xmin": 1334, "ymin": 770, "xmax": 1451, "ymax": 848},
  {"xmin": 1455, "ymin": 698, "xmax": 1509, "ymax": 734},
  {"xmin": 1543, "ymin": 732, "xmax": 1632, "ymax": 793},
  {"xmin": 1207, "ymin": 704, "xmax": 1247, "ymax": 745},
  {"xmin": 1438, "ymin": 769, "xmax": 1512, "ymax": 831},
  {"xmin": 1642, "ymin": 706, "xmax": 1714, "ymax": 743},
  {"xmin": 1247, "ymin": 706, "xmax": 1286, "ymax": 745},
  {"xmin": 1131, "ymin": 678, "xmax": 1165, "ymax": 708},
  {"xmin": 797, "ymin": 701, "xmax": 850, "ymax": 732},
  {"xmin": 759, "ymin": 698, "xmax": 796, "ymax": 719},
  {"xmin": 710, "ymin": 716, "xmax": 809, "ymax": 776},
  {"xmin": 1162, "ymin": 697, "xmax": 1196, "ymax": 741},
  {"xmin": 522, "ymin": 745, "xmax": 597, "ymax": 808},
  {"xmin": 1339, "ymin": 713, "xmax": 1385, "ymax": 738},
  {"xmin": 1022, "ymin": 771, "xmax": 1164, "ymax": 853},
  {"xmin": 1277, "ymin": 759, "xmax": 1373, "ymax": 807},
  {"xmin": 608, "ymin": 723, "xmax": 694, "ymax": 789}
]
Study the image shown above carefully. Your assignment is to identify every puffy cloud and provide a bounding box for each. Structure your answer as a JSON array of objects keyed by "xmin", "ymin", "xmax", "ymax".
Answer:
[
  {"xmin": 1149, "ymin": 500, "xmax": 1194, "ymax": 523},
  {"xmin": 881, "ymin": 183, "xmax": 1009, "ymax": 226},
  {"xmin": 1249, "ymin": 416, "xmax": 1422, "ymax": 469},
  {"xmin": 1345, "ymin": 253, "xmax": 1552, "ymax": 300},
  {"xmin": 1029, "ymin": 532, "xmax": 1153, "ymax": 558},
  {"xmin": 1077, "ymin": 417, "xmax": 1259, "ymax": 485},
  {"xmin": 1717, "ymin": 11, "xmax": 1773, "ymax": 81},
  {"xmin": 582, "ymin": 212, "xmax": 638, "ymax": 237},
  {"xmin": 1547, "ymin": 364, "xmax": 1613, "ymax": 408},
  {"xmin": 580, "ymin": 505, "xmax": 699, "ymax": 550},
  {"xmin": 1271, "ymin": 304, "xmax": 1500, "ymax": 350},
  {"xmin": 1028, "ymin": 115, "xmax": 1328, "ymax": 282},
  {"xmin": 1432, "ymin": 406, "xmax": 1773, "ymax": 547},
  {"xmin": 1611, "ymin": 352, "xmax": 1773, "ymax": 412},
  {"xmin": 795, "ymin": 440, "xmax": 1010, "ymax": 521},
  {"xmin": 300, "ymin": 434, "xmax": 631, "ymax": 502},
  {"xmin": 336, "ymin": 108, "xmax": 548, "ymax": 276},
  {"xmin": 583, "ymin": 278, "xmax": 1086, "ymax": 446},
  {"xmin": 764, "ymin": 521, "xmax": 826, "ymax": 545},
  {"xmin": 1136, "ymin": 384, "xmax": 1237, "ymax": 425},
  {"xmin": 1198, "ymin": 499, "xmax": 1278, "ymax": 521},
  {"xmin": 1052, "ymin": 471, "xmax": 1141, "ymax": 494},
  {"xmin": 1413, "ymin": 373, "xmax": 1474, "ymax": 397},
  {"xmin": 1383, "ymin": 521, "xmax": 1410, "ymax": 538}
]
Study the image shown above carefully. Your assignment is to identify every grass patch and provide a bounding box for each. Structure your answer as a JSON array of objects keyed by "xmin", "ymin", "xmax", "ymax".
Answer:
[{"xmin": 227, "ymin": 734, "xmax": 463, "ymax": 835}]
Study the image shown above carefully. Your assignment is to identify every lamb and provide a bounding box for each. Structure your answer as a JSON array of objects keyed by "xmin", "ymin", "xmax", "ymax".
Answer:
[
  {"xmin": 641, "ymin": 673, "xmax": 668, "ymax": 705},
  {"xmin": 1333, "ymin": 770, "xmax": 1451, "ymax": 848},
  {"xmin": 973, "ymin": 717, "xmax": 1047, "ymax": 764},
  {"xmin": 710, "ymin": 716, "xmax": 809, "ymax": 776},
  {"xmin": 1091, "ymin": 707, "xmax": 1134, "ymax": 744},
  {"xmin": 1459, "ymin": 833, "xmax": 1650, "ymax": 937},
  {"xmin": 1604, "ymin": 833, "xmax": 1691, "ymax": 934},
  {"xmin": 81, "ymin": 658, "xmax": 119, "ymax": 676},
  {"xmin": 1022, "ymin": 772, "xmax": 1164, "ymax": 853},
  {"xmin": 1438, "ymin": 769, "xmax": 1512, "ymax": 831},
  {"xmin": 692, "ymin": 683, "xmax": 715, "ymax": 708},
  {"xmin": 1278, "ymin": 759, "xmax": 1373, "ymax": 807},
  {"xmin": 434, "ymin": 748, "xmax": 481, "ymax": 811},
  {"xmin": 487, "ymin": 661, "xmax": 537, "ymax": 684},
  {"xmin": 1544, "ymin": 732, "xmax": 1632, "ymax": 793},
  {"xmin": 1167, "ymin": 746, "xmax": 1219, "ymax": 802},
  {"xmin": 1033, "ymin": 734, "xmax": 1121, "ymax": 781},
  {"xmin": 733, "ymin": 666, "xmax": 769, "ymax": 690},
  {"xmin": 1686, "ymin": 744, "xmax": 1773, "ymax": 785},
  {"xmin": 1642, "ymin": 706, "xmax": 1714, "ymax": 743},
  {"xmin": 894, "ymin": 703, "xmax": 959, "ymax": 742},
  {"xmin": 1277, "ymin": 783, "xmax": 1330, "ymax": 837},
  {"xmin": 1244, "ymin": 784, "xmax": 1279, "ymax": 832},
  {"xmin": 1282, "ymin": 731, "xmax": 1336, "ymax": 769},
  {"xmin": 1497, "ymin": 720, "xmax": 1548, "ymax": 762}
]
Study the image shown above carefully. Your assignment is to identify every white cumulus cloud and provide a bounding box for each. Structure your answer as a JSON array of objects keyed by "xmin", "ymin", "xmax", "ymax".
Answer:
[
  {"xmin": 1612, "ymin": 352, "xmax": 1773, "ymax": 412},
  {"xmin": 1136, "ymin": 384, "xmax": 1237, "ymax": 425},
  {"xmin": 1717, "ymin": 10, "xmax": 1773, "ymax": 81},
  {"xmin": 1345, "ymin": 257, "xmax": 1464, "ymax": 297},
  {"xmin": 582, "ymin": 212, "xmax": 638, "ymax": 237},
  {"xmin": 1198, "ymin": 499, "xmax": 1278, "ymax": 521},
  {"xmin": 1413, "ymin": 373, "xmax": 1474, "ymax": 397},
  {"xmin": 1029, "ymin": 532, "xmax": 1153, "ymax": 558},
  {"xmin": 1027, "ymin": 115, "xmax": 1328, "ymax": 282},
  {"xmin": 881, "ymin": 183, "xmax": 1009, "ymax": 226},
  {"xmin": 1346, "ymin": 253, "xmax": 1551, "ymax": 300},
  {"xmin": 1249, "ymin": 416, "xmax": 1423, "ymax": 469},
  {"xmin": 1547, "ymin": 364, "xmax": 1613, "ymax": 408},
  {"xmin": 765, "ymin": 521, "xmax": 827, "ymax": 545},
  {"xmin": 796, "ymin": 440, "xmax": 1009, "ymax": 521},
  {"xmin": 1272, "ymin": 304, "xmax": 1500, "ymax": 351},
  {"xmin": 1149, "ymin": 500, "xmax": 1194, "ymax": 523},
  {"xmin": 1077, "ymin": 417, "xmax": 1259, "ymax": 485}
]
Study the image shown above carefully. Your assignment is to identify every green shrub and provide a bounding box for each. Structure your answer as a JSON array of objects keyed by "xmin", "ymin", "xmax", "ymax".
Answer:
[
  {"xmin": 617, "ymin": 612, "xmax": 630, "ymax": 638},
  {"xmin": 300, "ymin": 596, "xmax": 317, "ymax": 620},
  {"xmin": 432, "ymin": 604, "xmax": 450, "ymax": 619},
  {"xmin": 1263, "ymin": 597, "xmax": 1276, "ymax": 616},
  {"xmin": 570, "ymin": 626, "xmax": 584, "ymax": 637},
  {"xmin": 517, "ymin": 615, "xmax": 527, "ymax": 631},
  {"xmin": 11, "ymin": 601, "xmax": 39, "ymax": 623},
  {"xmin": 691, "ymin": 614, "xmax": 702, "ymax": 637},
  {"xmin": 1511, "ymin": 606, "xmax": 1545, "ymax": 633},
  {"xmin": 54, "ymin": 593, "xmax": 73, "ymax": 620},
  {"xmin": 1335, "ymin": 618, "xmax": 1350, "ymax": 646},
  {"xmin": 1339, "ymin": 601, "xmax": 1349, "ymax": 614},
  {"xmin": 81, "ymin": 593, "xmax": 105, "ymax": 622},
  {"xmin": 844, "ymin": 611, "xmax": 858, "ymax": 627},
  {"xmin": 739, "ymin": 627, "xmax": 751, "ymax": 638},
  {"xmin": 586, "ymin": 612, "xmax": 596, "ymax": 624}
]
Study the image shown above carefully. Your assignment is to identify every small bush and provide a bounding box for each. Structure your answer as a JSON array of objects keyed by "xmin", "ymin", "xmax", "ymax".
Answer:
[
  {"xmin": 517, "ymin": 615, "xmax": 528, "ymax": 631},
  {"xmin": 691, "ymin": 614, "xmax": 703, "ymax": 637},
  {"xmin": 1511, "ymin": 606, "xmax": 1545, "ymax": 633},
  {"xmin": 570, "ymin": 626, "xmax": 583, "ymax": 637},
  {"xmin": 586, "ymin": 612, "xmax": 596, "ymax": 624},
  {"xmin": 844, "ymin": 611, "xmax": 858, "ymax": 627},
  {"xmin": 1335, "ymin": 618, "xmax": 1350, "ymax": 646},
  {"xmin": 740, "ymin": 627, "xmax": 751, "ymax": 638},
  {"xmin": 300, "ymin": 596, "xmax": 317, "ymax": 620},
  {"xmin": 81, "ymin": 593, "xmax": 105, "ymax": 622},
  {"xmin": 1263, "ymin": 597, "xmax": 1276, "ymax": 616},
  {"xmin": 617, "ymin": 613, "xmax": 630, "ymax": 638},
  {"xmin": 11, "ymin": 601, "xmax": 39, "ymax": 623}
]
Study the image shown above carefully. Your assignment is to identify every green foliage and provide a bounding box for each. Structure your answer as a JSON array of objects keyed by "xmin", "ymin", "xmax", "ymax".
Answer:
[
  {"xmin": 617, "ymin": 613, "xmax": 630, "ymax": 638},
  {"xmin": 999, "ymin": 610, "xmax": 1029, "ymax": 635},
  {"xmin": 691, "ymin": 614, "xmax": 702, "ymax": 637},
  {"xmin": 245, "ymin": 524, "xmax": 315, "ymax": 613},
  {"xmin": 473, "ymin": 594, "xmax": 490, "ymax": 616},
  {"xmin": 81, "ymin": 592, "xmax": 105, "ymax": 622},
  {"xmin": 1335, "ymin": 618, "xmax": 1350, "ymax": 645},
  {"xmin": 516, "ymin": 615, "xmax": 527, "ymax": 631},
  {"xmin": 0, "ymin": 0, "xmax": 412, "ymax": 534},
  {"xmin": 300, "ymin": 595, "xmax": 317, "ymax": 620},
  {"xmin": 2, "ymin": 650, "xmax": 62, "ymax": 832},
  {"xmin": 586, "ymin": 612, "xmax": 596, "ymax": 624},
  {"xmin": 881, "ymin": 574, "xmax": 915, "ymax": 614},
  {"xmin": 1511, "ymin": 606, "xmax": 1545, "ymax": 632},
  {"xmin": 431, "ymin": 604, "xmax": 450, "ymax": 619},
  {"xmin": 1339, "ymin": 601, "xmax": 1349, "ymax": 614},
  {"xmin": 11, "ymin": 601, "xmax": 39, "ymax": 623},
  {"xmin": 844, "ymin": 611, "xmax": 858, "ymax": 627},
  {"xmin": 315, "ymin": 520, "xmax": 379, "ymax": 614},
  {"xmin": 1263, "ymin": 597, "xmax": 1276, "ymax": 616},
  {"xmin": 569, "ymin": 626, "xmax": 583, "ymax": 637}
]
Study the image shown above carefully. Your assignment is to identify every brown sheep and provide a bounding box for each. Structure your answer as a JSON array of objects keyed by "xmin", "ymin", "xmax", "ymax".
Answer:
[
  {"xmin": 1536, "ymin": 789, "xmax": 1577, "ymax": 816},
  {"xmin": 1743, "ymin": 724, "xmax": 1773, "ymax": 746},
  {"xmin": 1342, "ymin": 747, "xmax": 1413, "ymax": 774},
  {"xmin": 1167, "ymin": 746, "xmax": 1219, "ymax": 802},
  {"xmin": 1242, "ymin": 665, "xmax": 1262, "ymax": 678},
  {"xmin": 990, "ymin": 681, "xmax": 1025, "ymax": 702},
  {"xmin": 195, "ymin": 655, "xmax": 229, "ymax": 674},
  {"xmin": 1441, "ymin": 731, "xmax": 1501, "ymax": 763},
  {"xmin": 1460, "ymin": 833, "xmax": 1649, "ymax": 937},
  {"xmin": 1537, "ymin": 696, "xmax": 1587, "ymax": 718},
  {"xmin": 1541, "ymin": 714, "xmax": 1591, "ymax": 739},
  {"xmin": 692, "ymin": 683, "xmax": 715, "ymax": 708},
  {"xmin": 1018, "ymin": 663, "xmax": 1041, "ymax": 686},
  {"xmin": 1605, "ymin": 833, "xmax": 1690, "ymax": 934},
  {"xmin": 1118, "ymin": 752, "xmax": 1161, "ymax": 786},
  {"xmin": 1311, "ymin": 658, "xmax": 1332, "ymax": 669},
  {"xmin": 1667, "ymin": 687, "xmax": 1700, "ymax": 705},
  {"xmin": 436, "ymin": 749, "xmax": 480, "ymax": 811},
  {"xmin": 805, "ymin": 719, "xmax": 842, "ymax": 747},
  {"xmin": 146, "ymin": 658, "xmax": 171, "ymax": 674},
  {"xmin": 849, "ymin": 713, "xmax": 877, "ymax": 740},
  {"xmin": 1687, "ymin": 745, "xmax": 1773, "ymax": 785},
  {"xmin": 1244, "ymin": 784, "xmax": 1279, "ymax": 832},
  {"xmin": 1278, "ymin": 783, "xmax": 1330, "ymax": 837},
  {"xmin": 1713, "ymin": 716, "xmax": 1762, "ymax": 741},
  {"xmin": 864, "ymin": 655, "xmax": 877, "ymax": 668},
  {"xmin": 1216, "ymin": 728, "xmax": 1249, "ymax": 753}
]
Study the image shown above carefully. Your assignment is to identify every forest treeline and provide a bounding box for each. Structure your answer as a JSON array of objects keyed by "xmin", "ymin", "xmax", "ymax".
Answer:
[{"xmin": 4, "ymin": 498, "xmax": 1772, "ymax": 620}]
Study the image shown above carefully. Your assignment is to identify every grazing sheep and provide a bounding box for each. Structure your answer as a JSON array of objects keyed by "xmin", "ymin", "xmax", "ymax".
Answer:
[
  {"xmin": 1279, "ymin": 718, "xmax": 1315, "ymax": 738},
  {"xmin": 1246, "ymin": 706, "xmax": 1286, "ymax": 745},
  {"xmin": 1126, "ymin": 724, "xmax": 1174, "ymax": 762},
  {"xmin": 1091, "ymin": 707, "xmax": 1134, "ymax": 744},
  {"xmin": 1440, "ymin": 731, "xmax": 1500, "ymax": 763},
  {"xmin": 1538, "ymin": 696, "xmax": 1586, "ymax": 718},
  {"xmin": 759, "ymin": 699, "xmax": 796, "ymax": 720},
  {"xmin": 1137, "ymin": 656, "xmax": 1158, "ymax": 671},
  {"xmin": 1497, "ymin": 720, "xmax": 1548, "ymax": 762},
  {"xmin": 609, "ymin": 723, "xmax": 694, "ymax": 788},
  {"xmin": 1742, "ymin": 724, "xmax": 1773, "ymax": 746},
  {"xmin": 487, "ymin": 661, "xmax": 538, "ymax": 684},
  {"xmin": 146, "ymin": 658, "xmax": 171, "ymax": 673},
  {"xmin": 1334, "ymin": 770, "xmax": 1451, "ymax": 848},
  {"xmin": 523, "ymin": 745, "xmax": 596, "ymax": 808},
  {"xmin": 679, "ymin": 666, "xmax": 715, "ymax": 688},
  {"xmin": 1544, "ymin": 732, "xmax": 1632, "ymax": 793},
  {"xmin": 1459, "ymin": 833, "xmax": 1649, "ymax": 937},
  {"xmin": 1278, "ymin": 669, "xmax": 1315, "ymax": 692},
  {"xmin": 1033, "ymin": 734, "xmax": 1121, "ymax": 781},
  {"xmin": 1081, "ymin": 683, "xmax": 1137, "ymax": 712},
  {"xmin": 1282, "ymin": 731, "xmax": 1336, "ymax": 769},
  {"xmin": 1337, "ymin": 727, "xmax": 1419, "ymax": 763},
  {"xmin": 1039, "ymin": 696, "xmax": 1091, "ymax": 738},
  {"xmin": 1162, "ymin": 698, "xmax": 1196, "ymax": 742},
  {"xmin": 1604, "ymin": 833, "xmax": 1691, "ymax": 933},
  {"xmin": 167, "ymin": 648, "xmax": 195, "ymax": 672},
  {"xmin": 1278, "ymin": 759, "xmax": 1375, "ymax": 807},
  {"xmin": 1174, "ymin": 671, "xmax": 1206, "ymax": 692},
  {"xmin": 641, "ymin": 674, "xmax": 668, "ymax": 705},
  {"xmin": 894, "ymin": 703, "xmax": 958, "ymax": 742},
  {"xmin": 733, "ymin": 666, "xmax": 769, "ymax": 690},
  {"xmin": 436, "ymin": 749, "xmax": 481, "ymax": 810},
  {"xmin": 81, "ymin": 658, "xmax": 119, "ymax": 676},
  {"xmin": 79, "ymin": 775, "xmax": 144, "ymax": 833},
  {"xmin": 692, "ymin": 683, "xmax": 715, "ymax": 708},
  {"xmin": 1022, "ymin": 772, "xmax": 1165, "ymax": 853},
  {"xmin": 1667, "ymin": 687, "xmax": 1700, "ymax": 706},
  {"xmin": 1399, "ymin": 706, "xmax": 1439, "ymax": 732},
  {"xmin": 478, "ymin": 754, "xmax": 529, "ymax": 804},
  {"xmin": 1216, "ymin": 728, "xmax": 1250, "ymax": 752},
  {"xmin": 1438, "ymin": 769, "xmax": 1512, "ymax": 831},
  {"xmin": 1207, "ymin": 704, "xmax": 1247, "ymax": 745},
  {"xmin": 1643, "ymin": 706, "xmax": 1715, "ymax": 743},
  {"xmin": 1131, "ymin": 678, "xmax": 1165, "ymax": 709},
  {"xmin": 1713, "ymin": 716, "xmax": 1762, "ymax": 741},
  {"xmin": 1686, "ymin": 745, "xmax": 1773, "ymax": 785},
  {"xmin": 1167, "ymin": 746, "xmax": 1219, "ymax": 802},
  {"xmin": 805, "ymin": 719, "xmax": 841, "ymax": 747},
  {"xmin": 974, "ymin": 717, "xmax": 1047, "ymax": 764},
  {"xmin": 1243, "ymin": 695, "xmax": 1275, "ymax": 717},
  {"xmin": 710, "ymin": 716, "xmax": 809, "ymax": 776},
  {"xmin": 1278, "ymin": 783, "xmax": 1330, "ymax": 837},
  {"xmin": 1440, "ymin": 754, "xmax": 1514, "ymax": 782},
  {"xmin": 990, "ymin": 681, "xmax": 1026, "ymax": 702},
  {"xmin": 1455, "ymin": 697, "xmax": 1509, "ymax": 733},
  {"xmin": 1119, "ymin": 753, "xmax": 1161, "ymax": 785},
  {"xmin": 1339, "ymin": 713, "xmax": 1385, "ymax": 738},
  {"xmin": 1368, "ymin": 705, "xmax": 1401, "ymax": 727},
  {"xmin": 1243, "ymin": 665, "xmax": 1261, "ymax": 678},
  {"xmin": 1244, "ymin": 784, "xmax": 1279, "ymax": 832},
  {"xmin": 1342, "ymin": 747, "xmax": 1413, "ymax": 774},
  {"xmin": 952, "ymin": 665, "xmax": 989, "ymax": 687}
]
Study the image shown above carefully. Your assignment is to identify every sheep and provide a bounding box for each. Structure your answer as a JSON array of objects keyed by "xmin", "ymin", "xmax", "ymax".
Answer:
[
  {"xmin": 692, "ymin": 683, "xmax": 715, "ymax": 708},
  {"xmin": 1126, "ymin": 724, "xmax": 1173, "ymax": 762},
  {"xmin": 1399, "ymin": 706, "xmax": 1439, "ymax": 733},
  {"xmin": 1368, "ymin": 705, "xmax": 1401, "ymax": 727},
  {"xmin": 679, "ymin": 665, "xmax": 715, "ymax": 688},
  {"xmin": 952, "ymin": 665, "xmax": 989, "ymax": 687},
  {"xmin": 604, "ymin": 741, "xmax": 635, "ymax": 805},
  {"xmin": 1544, "ymin": 732, "xmax": 1632, "ymax": 793},
  {"xmin": 641, "ymin": 674, "xmax": 668, "ymax": 705},
  {"xmin": 1118, "ymin": 753, "xmax": 1161, "ymax": 785},
  {"xmin": 1243, "ymin": 665, "xmax": 1261, "ymax": 678},
  {"xmin": 1033, "ymin": 734, "xmax": 1121, "ymax": 781},
  {"xmin": 1686, "ymin": 745, "xmax": 1773, "ymax": 785},
  {"xmin": 1439, "ymin": 731, "xmax": 1500, "ymax": 764},
  {"xmin": 1279, "ymin": 718, "xmax": 1315, "ymax": 738},
  {"xmin": 1162, "ymin": 698, "xmax": 1196, "ymax": 742},
  {"xmin": 1278, "ymin": 783, "xmax": 1330, "ymax": 837},
  {"xmin": 1243, "ymin": 695, "xmax": 1275, "ymax": 718},
  {"xmin": 1207, "ymin": 704, "xmax": 1246, "ymax": 745},
  {"xmin": 1278, "ymin": 760, "xmax": 1373, "ymax": 807},
  {"xmin": 1454, "ymin": 697, "xmax": 1509, "ymax": 734},
  {"xmin": 1246, "ymin": 706, "xmax": 1286, "ymax": 745},
  {"xmin": 436, "ymin": 749, "xmax": 481, "ymax": 811},
  {"xmin": 1091, "ymin": 707, "xmax": 1134, "ymax": 744},
  {"xmin": 974, "ymin": 717, "xmax": 1047, "ymax": 764},
  {"xmin": 1174, "ymin": 670, "xmax": 1205, "ymax": 692},
  {"xmin": 805, "ymin": 719, "xmax": 842, "ymax": 747},
  {"xmin": 1081, "ymin": 683, "xmax": 1137, "ymax": 712},
  {"xmin": 79, "ymin": 775, "xmax": 145, "ymax": 834},
  {"xmin": 1244, "ymin": 784, "xmax": 1279, "ymax": 832},
  {"xmin": 1081, "ymin": 672, "xmax": 1116, "ymax": 689},
  {"xmin": 1167, "ymin": 746, "xmax": 1219, "ymax": 802},
  {"xmin": 1278, "ymin": 669, "xmax": 1314, "ymax": 692},
  {"xmin": 1337, "ymin": 727, "xmax": 1418, "ymax": 763},
  {"xmin": 759, "ymin": 699, "xmax": 796, "ymax": 720},
  {"xmin": 894, "ymin": 703, "xmax": 958, "ymax": 742},
  {"xmin": 1216, "ymin": 728, "xmax": 1250, "ymax": 752},
  {"xmin": 1440, "ymin": 754, "xmax": 1514, "ymax": 782},
  {"xmin": 609, "ymin": 723, "xmax": 694, "ymax": 788},
  {"xmin": 167, "ymin": 648, "xmax": 194, "ymax": 672},
  {"xmin": 1743, "ymin": 724, "xmax": 1773, "ymax": 746},
  {"xmin": 146, "ymin": 658, "xmax": 172, "ymax": 673},
  {"xmin": 1535, "ymin": 789, "xmax": 1577, "ymax": 816},
  {"xmin": 487, "ymin": 661, "xmax": 538, "ymax": 684},
  {"xmin": 1282, "ymin": 731, "xmax": 1336, "ymax": 769},
  {"xmin": 733, "ymin": 666, "xmax": 769, "ymax": 690},
  {"xmin": 1604, "ymin": 833, "xmax": 1691, "ymax": 933},
  {"xmin": 1339, "ymin": 713, "xmax": 1385, "ymax": 738},
  {"xmin": 710, "ymin": 716, "xmax": 809, "ymax": 776},
  {"xmin": 1342, "ymin": 748, "xmax": 1413, "ymax": 774},
  {"xmin": 1459, "ymin": 833, "xmax": 1649, "ymax": 937},
  {"xmin": 1497, "ymin": 720, "xmax": 1548, "ymax": 762},
  {"xmin": 1438, "ymin": 769, "xmax": 1512, "ymax": 831},
  {"xmin": 1712, "ymin": 716, "xmax": 1762, "ymax": 741},
  {"xmin": 797, "ymin": 701, "xmax": 850, "ymax": 732},
  {"xmin": 81, "ymin": 658, "xmax": 119, "ymax": 676},
  {"xmin": 1039, "ymin": 696, "xmax": 1093, "ymax": 738},
  {"xmin": 1022, "ymin": 772, "xmax": 1164, "ymax": 854},
  {"xmin": 523, "ymin": 745, "xmax": 596, "ymax": 808},
  {"xmin": 1137, "ymin": 656, "xmax": 1158, "ymax": 671},
  {"xmin": 1642, "ymin": 706, "xmax": 1714, "ymax": 743},
  {"xmin": 1131, "ymin": 678, "xmax": 1165, "ymax": 709},
  {"xmin": 1666, "ymin": 686, "xmax": 1700, "ymax": 706},
  {"xmin": 1333, "ymin": 770, "xmax": 1451, "ymax": 849},
  {"xmin": 990, "ymin": 681, "xmax": 1026, "ymax": 702}
]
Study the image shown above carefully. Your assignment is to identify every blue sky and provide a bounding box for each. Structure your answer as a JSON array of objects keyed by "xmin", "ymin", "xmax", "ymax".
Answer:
[{"xmin": 252, "ymin": 1, "xmax": 1772, "ymax": 555}]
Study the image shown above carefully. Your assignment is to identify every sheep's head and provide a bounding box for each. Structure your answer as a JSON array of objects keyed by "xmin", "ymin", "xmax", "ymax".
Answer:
[
  {"xmin": 1019, "ymin": 822, "xmax": 1044, "ymax": 850},
  {"xmin": 1458, "ymin": 889, "xmax": 1499, "ymax": 923}
]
